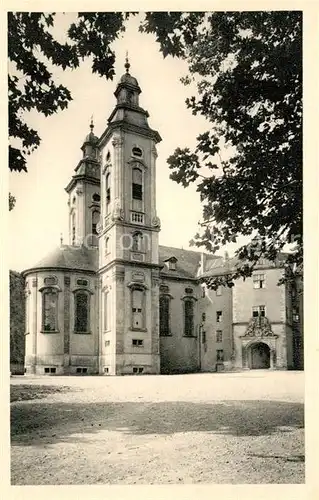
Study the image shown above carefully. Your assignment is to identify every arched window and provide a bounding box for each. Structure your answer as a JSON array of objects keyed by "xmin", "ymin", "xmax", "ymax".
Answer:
[
  {"xmin": 42, "ymin": 289, "xmax": 58, "ymax": 332},
  {"xmin": 131, "ymin": 287, "xmax": 145, "ymax": 329},
  {"xmin": 104, "ymin": 236, "xmax": 109, "ymax": 256},
  {"xmin": 132, "ymin": 231, "xmax": 143, "ymax": 252},
  {"xmin": 132, "ymin": 167, "xmax": 143, "ymax": 211},
  {"xmin": 159, "ymin": 295, "xmax": 170, "ymax": 336},
  {"xmin": 74, "ymin": 291, "xmax": 90, "ymax": 333},
  {"xmin": 184, "ymin": 299, "xmax": 194, "ymax": 337},
  {"xmin": 105, "ymin": 173, "xmax": 111, "ymax": 213},
  {"xmin": 91, "ymin": 210, "xmax": 100, "ymax": 247}
]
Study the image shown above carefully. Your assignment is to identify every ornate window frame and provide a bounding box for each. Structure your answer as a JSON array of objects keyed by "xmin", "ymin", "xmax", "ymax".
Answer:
[
  {"xmin": 159, "ymin": 293, "xmax": 173, "ymax": 336},
  {"xmin": 39, "ymin": 285, "xmax": 61, "ymax": 333},
  {"xmin": 128, "ymin": 282, "xmax": 147, "ymax": 331}
]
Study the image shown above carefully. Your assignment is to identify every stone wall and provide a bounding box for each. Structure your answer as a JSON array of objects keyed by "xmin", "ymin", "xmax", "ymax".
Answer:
[
  {"xmin": 199, "ymin": 284, "xmax": 233, "ymax": 372},
  {"xmin": 159, "ymin": 279, "xmax": 200, "ymax": 374}
]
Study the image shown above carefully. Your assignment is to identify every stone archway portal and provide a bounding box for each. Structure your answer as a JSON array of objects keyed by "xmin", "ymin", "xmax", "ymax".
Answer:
[{"xmin": 249, "ymin": 342, "xmax": 271, "ymax": 369}]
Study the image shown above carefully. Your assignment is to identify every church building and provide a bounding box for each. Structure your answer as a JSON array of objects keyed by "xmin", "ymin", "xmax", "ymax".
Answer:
[{"xmin": 22, "ymin": 60, "xmax": 303, "ymax": 376}]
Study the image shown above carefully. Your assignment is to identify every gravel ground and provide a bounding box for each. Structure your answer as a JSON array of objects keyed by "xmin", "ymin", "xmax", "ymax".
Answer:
[{"xmin": 10, "ymin": 371, "xmax": 304, "ymax": 485}]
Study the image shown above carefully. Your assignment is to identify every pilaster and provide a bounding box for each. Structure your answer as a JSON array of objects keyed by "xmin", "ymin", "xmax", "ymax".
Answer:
[{"xmin": 63, "ymin": 276, "xmax": 71, "ymax": 370}]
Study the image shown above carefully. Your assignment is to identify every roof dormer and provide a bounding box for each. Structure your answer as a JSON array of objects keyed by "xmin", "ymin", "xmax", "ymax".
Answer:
[{"xmin": 164, "ymin": 256, "xmax": 177, "ymax": 271}]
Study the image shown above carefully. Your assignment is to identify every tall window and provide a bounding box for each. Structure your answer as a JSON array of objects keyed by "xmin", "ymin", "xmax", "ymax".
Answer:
[
  {"xmin": 72, "ymin": 212, "xmax": 76, "ymax": 245},
  {"xmin": 105, "ymin": 173, "xmax": 111, "ymax": 213},
  {"xmin": 216, "ymin": 349, "xmax": 224, "ymax": 361},
  {"xmin": 252, "ymin": 305, "xmax": 265, "ymax": 317},
  {"xmin": 74, "ymin": 291, "xmax": 90, "ymax": 333},
  {"xmin": 103, "ymin": 291, "xmax": 108, "ymax": 331},
  {"xmin": 184, "ymin": 299, "xmax": 194, "ymax": 336},
  {"xmin": 131, "ymin": 287, "xmax": 144, "ymax": 329},
  {"xmin": 132, "ymin": 167, "xmax": 143, "ymax": 211},
  {"xmin": 42, "ymin": 289, "xmax": 58, "ymax": 332},
  {"xmin": 92, "ymin": 210, "xmax": 99, "ymax": 235},
  {"xmin": 253, "ymin": 273, "xmax": 265, "ymax": 289},
  {"xmin": 104, "ymin": 236, "xmax": 109, "ymax": 256},
  {"xmin": 216, "ymin": 310, "xmax": 222, "ymax": 323},
  {"xmin": 159, "ymin": 295, "xmax": 170, "ymax": 336}
]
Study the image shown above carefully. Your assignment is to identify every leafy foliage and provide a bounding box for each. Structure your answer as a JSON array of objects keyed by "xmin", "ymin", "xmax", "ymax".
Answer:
[
  {"xmin": 9, "ymin": 192, "xmax": 16, "ymax": 211},
  {"xmin": 8, "ymin": 12, "xmax": 129, "ymax": 172},
  {"xmin": 144, "ymin": 11, "xmax": 302, "ymax": 283}
]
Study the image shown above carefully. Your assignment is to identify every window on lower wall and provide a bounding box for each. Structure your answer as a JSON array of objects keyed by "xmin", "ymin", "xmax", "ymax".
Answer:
[
  {"xmin": 133, "ymin": 367, "xmax": 144, "ymax": 374},
  {"xmin": 159, "ymin": 295, "xmax": 170, "ymax": 336},
  {"xmin": 252, "ymin": 305, "xmax": 265, "ymax": 317},
  {"xmin": 132, "ymin": 339, "xmax": 143, "ymax": 346},
  {"xmin": 44, "ymin": 367, "xmax": 56, "ymax": 374},
  {"xmin": 74, "ymin": 291, "xmax": 90, "ymax": 333},
  {"xmin": 42, "ymin": 289, "xmax": 58, "ymax": 332},
  {"xmin": 216, "ymin": 330, "xmax": 223, "ymax": 343},
  {"xmin": 184, "ymin": 299, "xmax": 195, "ymax": 336}
]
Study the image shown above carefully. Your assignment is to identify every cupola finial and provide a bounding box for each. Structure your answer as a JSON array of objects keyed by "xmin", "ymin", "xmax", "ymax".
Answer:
[
  {"xmin": 125, "ymin": 51, "xmax": 130, "ymax": 74},
  {"xmin": 90, "ymin": 115, "xmax": 94, "ymax": 132}
]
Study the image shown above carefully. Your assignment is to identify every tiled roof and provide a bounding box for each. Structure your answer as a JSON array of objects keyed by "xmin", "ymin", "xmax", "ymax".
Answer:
[
  {"xmin": 23, "ymin": 245, "xmax": 98, "ymax": 275},
  {"xmin": 200, "ymin": 252, "xmax": 290, "ymax": 278}
]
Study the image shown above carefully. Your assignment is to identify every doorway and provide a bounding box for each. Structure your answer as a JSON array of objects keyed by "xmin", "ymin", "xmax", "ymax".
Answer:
[{"xmin": 248, "ymin": 342, "xmax": 271, "ymax": 369}]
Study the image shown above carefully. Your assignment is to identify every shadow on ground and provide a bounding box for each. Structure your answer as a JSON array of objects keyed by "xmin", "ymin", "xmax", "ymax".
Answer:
[
  {"xmin": 248, "ymin": 453, "xmax": 305, "ymax": 463},
  {"xmin": 11, "ymin": 398, "xmax": 304, "ymax": 447},
  {"xmin": 10, "ymin": 385, "xmax": 75, "ymax": 402}
]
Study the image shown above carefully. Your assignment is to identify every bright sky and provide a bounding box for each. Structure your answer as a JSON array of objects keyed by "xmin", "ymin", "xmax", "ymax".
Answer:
[{"xmin": 9, "ymin": 13, "xmax": 242, "ymax": 272}]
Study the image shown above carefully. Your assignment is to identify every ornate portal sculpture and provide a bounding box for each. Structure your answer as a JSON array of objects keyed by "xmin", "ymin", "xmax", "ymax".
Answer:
[{"xmin": 244, "ymin": 316, "xmax": 274, "ymax": 337}]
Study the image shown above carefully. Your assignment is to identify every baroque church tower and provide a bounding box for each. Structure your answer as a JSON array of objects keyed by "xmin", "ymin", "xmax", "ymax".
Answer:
[
  {"xmin": 65, "ymin": 119, "xmax": 101, "ymax": 248},
  {"xmin": 21, "ymin": 58, "xmax": 301, "ymax": 377},
  {"xmin": 97, "ymin": 57, "xmax": 162, "ymax": 375}
]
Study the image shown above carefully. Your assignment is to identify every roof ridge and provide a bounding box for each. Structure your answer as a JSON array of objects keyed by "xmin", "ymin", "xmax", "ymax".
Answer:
[{"xmin": 159, "ymin": 244, "xmax": 220, "ymax": 258}]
